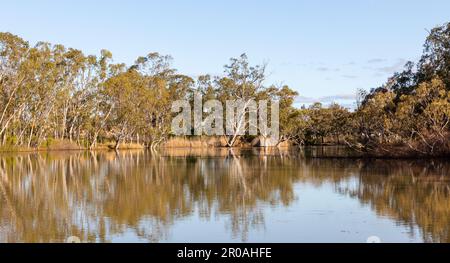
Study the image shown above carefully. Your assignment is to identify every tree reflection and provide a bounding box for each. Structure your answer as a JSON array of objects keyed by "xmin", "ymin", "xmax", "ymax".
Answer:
[
  {"xmin": 295, "ymin": 158, "xmax": 450, "ymax": 243},
  {"xmin": 0, "ymin": 149, "xmax": 299, "ymax": 242},
  {"xmin": 344, "ymin": 160, "xmax": 450, "ymax": 243},
  {"xmin": 0, "ymin": 149, "xmax": 449, "ymax": 243}
]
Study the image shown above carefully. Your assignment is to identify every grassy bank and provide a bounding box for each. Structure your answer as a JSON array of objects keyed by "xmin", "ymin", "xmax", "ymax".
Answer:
[
  {"xmin": 0, "ymin": 139, "xmax": 145, "ymax": 153},
  {"xmin": 0, "ymin": 136, "xmax": 292, "ymax": 153}
]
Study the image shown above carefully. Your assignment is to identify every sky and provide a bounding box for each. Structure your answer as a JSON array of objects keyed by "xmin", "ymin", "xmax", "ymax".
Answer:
[{"xmin": 1, "ymin": 0, "xmax": 449, "ymax": 108}]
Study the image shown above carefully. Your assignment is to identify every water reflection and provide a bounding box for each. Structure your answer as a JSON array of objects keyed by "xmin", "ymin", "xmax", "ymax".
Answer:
[{"xmin": 0, "ymin": 148, "xmax": 449, "ymax": 243}]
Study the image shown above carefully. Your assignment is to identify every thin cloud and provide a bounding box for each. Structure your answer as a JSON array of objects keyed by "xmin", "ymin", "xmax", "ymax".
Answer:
[
  {"xmin": 341, "ymin": 75, "xmax": 358, "ymax": 79},
  {"xmin": 296, "ymin": 94, "xmax": 356, "ymax": 104},
  {"xmin": 367, "ymin": 58, "xmax": 387, "ymax": 64},
  {"xmin": 319, "ymin": 94, "xmax": 356, "ymax": 101},
  {"xmin": 295, "ymin": 96, "xmax": 316, "ymax": 103},
  {"xmin": 317, "ymin": 67, "xmax": 329, "ymax": 72},
  {"xmin": 375, "ymin": 58, "xmax": 407, "ymax": 74}
]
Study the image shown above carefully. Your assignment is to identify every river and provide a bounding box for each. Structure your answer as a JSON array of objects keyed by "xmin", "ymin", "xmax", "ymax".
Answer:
[{"xmin": 0, "ymin": 147, "xmax": 449, "ymax": 243}]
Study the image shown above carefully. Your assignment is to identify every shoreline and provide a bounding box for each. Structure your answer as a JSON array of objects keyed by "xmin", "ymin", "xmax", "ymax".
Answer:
[{"xmin": 1, "ymin": 144, "xmax": 449, "ymax": 159}]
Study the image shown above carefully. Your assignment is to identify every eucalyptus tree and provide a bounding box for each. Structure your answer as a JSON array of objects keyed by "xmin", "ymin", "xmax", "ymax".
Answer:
[
  {"xmin": 215, "ymin": 54, "xmax": 268, "ymax": 147},
  {"xmin": 274, "ymin": 85, "xmax": 299, "ymax": 145},
  {"xmin": 87, "ymin": 50, "xmax": 124, "ymax": 149},
  {"xmin": 132, "ymin": 53, "xmax": 194, "ymax": 149},
  {"xmin": 350, "ymin": 22, "xmax": 450, "ymax": 156},
  {"xmin": 328, "ymin": 103, "xmax": 351, "ymax": 144},
  {"xmin": 102, "ymin": 69, "xmax": 144, "ymax": 149},
  {"xmin": 18, "ymin": 41, "xmax": 65, "ymax": 147},
  {"xmin": 0, "ymin": 32, "xmax": 30, "ymax": 145},
  {"xmin": 417, "ymin": 22, "xmax": 450, "ymax": 89}
]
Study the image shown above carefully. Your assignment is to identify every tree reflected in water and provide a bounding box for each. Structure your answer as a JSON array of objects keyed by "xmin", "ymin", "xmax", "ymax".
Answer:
[{"xmin": 0, "ymin": 149, "xmax": 449, "ymax": 242}]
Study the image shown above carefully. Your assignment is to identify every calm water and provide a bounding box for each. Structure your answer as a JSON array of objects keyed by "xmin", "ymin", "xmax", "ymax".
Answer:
[{"xmin": 0, "ymin": 148, "xmax": 449, "ymax": 243}]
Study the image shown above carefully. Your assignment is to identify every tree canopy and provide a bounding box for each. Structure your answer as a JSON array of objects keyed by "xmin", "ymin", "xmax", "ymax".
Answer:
[{"xmin": 1, "ymin": 22, "xmax": 450, "ymax": 156}]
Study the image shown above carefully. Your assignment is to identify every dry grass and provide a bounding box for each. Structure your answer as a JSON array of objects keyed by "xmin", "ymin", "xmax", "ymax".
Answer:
[
  {"xmin": 44, "ymin": 139, "xmax": 82, "ymax": 150},
  {"xmin": 163, "ymin": 136, "xmax": 229, "ymax": 148},
  {"xmin": 0, "ymin": 140, "xmax": 146, "ymax": 153},
  {"xmin": 93, "ymin": 142, "xmax": 145, "ymax": 150}
]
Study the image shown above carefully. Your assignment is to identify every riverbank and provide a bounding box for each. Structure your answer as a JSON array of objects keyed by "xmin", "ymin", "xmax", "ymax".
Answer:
[
  {"xmin": 1, "ymin": 138, "xmax": 449, "ymax": 159},
  {"xmin": 0, "ymin": 139, "xmax": 145, "ymax": 153}
]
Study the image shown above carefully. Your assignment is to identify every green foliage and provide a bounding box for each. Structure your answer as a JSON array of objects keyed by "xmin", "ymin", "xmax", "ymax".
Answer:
[
  {"xmin": 2, "ymin": 22, "xmax": 449, "ymax": 155},
  {"xmin": 0, "ymin": 35, "xmax": 299, "ymax": 149},
  {"xmin": 349, "ymin": 23, "xmax": 450, "ymax": 156}
]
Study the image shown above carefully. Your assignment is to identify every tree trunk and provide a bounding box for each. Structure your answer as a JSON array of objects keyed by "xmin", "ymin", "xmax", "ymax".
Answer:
[
  {"xmin": 114, "ymin": 138, "xmax": 121, "ymax": 150},
  {"xmin": 1, "ymin": 132, "xmax": 6, "ymax": 146}
]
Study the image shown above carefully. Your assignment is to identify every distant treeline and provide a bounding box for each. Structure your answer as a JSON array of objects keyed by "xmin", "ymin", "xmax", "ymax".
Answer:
[{"xmin": 1, "ymin": 22, "xmax": 449, "ymax": 156}]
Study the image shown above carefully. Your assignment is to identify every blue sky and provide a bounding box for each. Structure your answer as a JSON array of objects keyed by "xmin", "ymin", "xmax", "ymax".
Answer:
[{"xmin": 1, "ymin": 0, "xmax": 449, "ymax": 107}]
